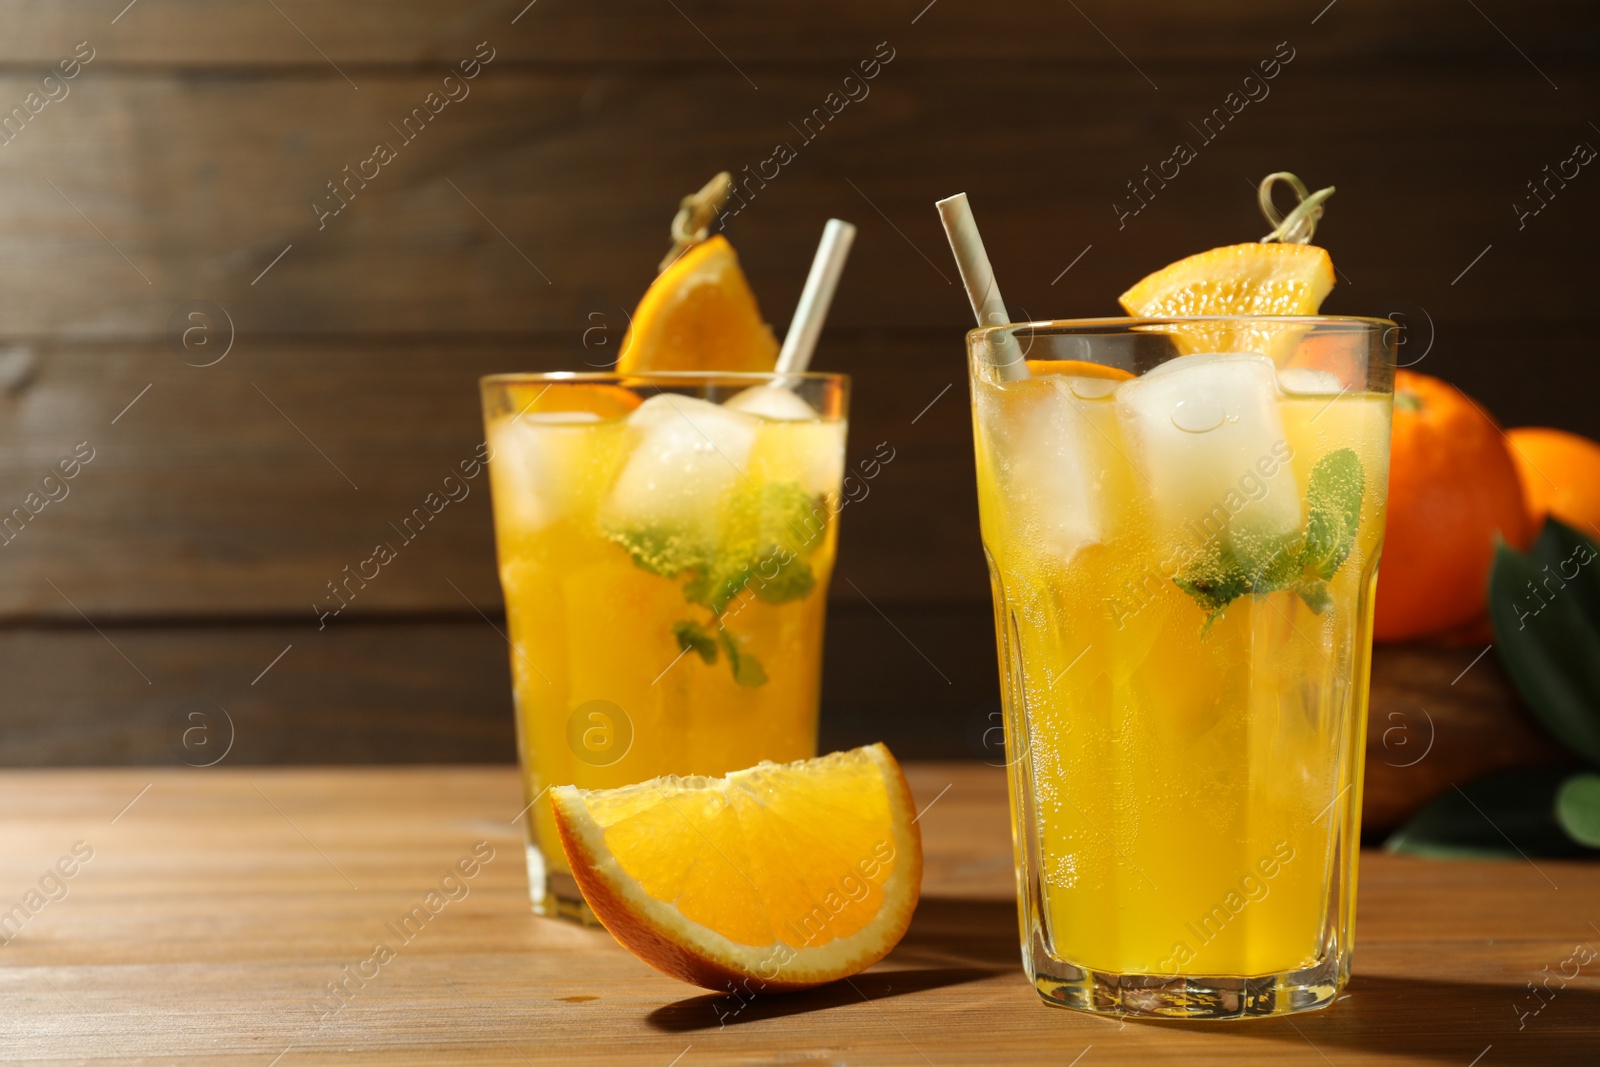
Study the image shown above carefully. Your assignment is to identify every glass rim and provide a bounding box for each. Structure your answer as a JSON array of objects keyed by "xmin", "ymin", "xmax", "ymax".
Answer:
[
  {"xmin": 480, "ymin": 370, "xmax": 848, "ymax": 387},
  {"xmin": 969, "ymin": 314, "xmax": 1398, "ymax": 345}
]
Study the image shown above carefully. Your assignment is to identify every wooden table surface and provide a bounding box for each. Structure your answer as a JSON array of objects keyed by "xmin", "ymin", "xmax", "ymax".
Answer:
[{"xmin": 2, "ymin": 765, "xmax": 1596, "ymax": 1065}]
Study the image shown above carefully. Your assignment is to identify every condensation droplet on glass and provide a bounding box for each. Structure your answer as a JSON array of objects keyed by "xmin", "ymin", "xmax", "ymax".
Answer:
[{"xmin": 1171, "ymin": 398, "xmax": 1226, "ymax": 433}]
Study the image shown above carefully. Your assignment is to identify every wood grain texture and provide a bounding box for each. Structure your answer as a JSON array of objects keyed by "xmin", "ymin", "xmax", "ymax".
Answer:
[
  {"xmin": 0, "ymin": 764, "xmax": 1595, "ymax": 1064},
  {"xmin": 0, "ymin": 605, "xmax": 997, "ymax": 766},
  {"xmin": 0, "ymin": 337, "xmax": 979, "ymax": 618},
  {"xmin": 0, "ymin": 64, "xmax": 1593, "ymax": 345},
  {"xmin": 0, "ymin": 0, "xmax": 1591, "ymax": 65},
  {"xmin": 0, "ymin": 604, "xmax": 998, "ymax": 771},
  {"xmin": 0, "ymin": 620, "xmax": 517, "ymax": 766}
]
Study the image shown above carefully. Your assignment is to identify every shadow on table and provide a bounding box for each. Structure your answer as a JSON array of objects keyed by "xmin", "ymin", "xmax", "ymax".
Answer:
[
  {"xmin": 646, "ymin": 896, "xmax": 1019, "ymax": 1032},
  {"xmin": 1139, "ymin": 974, "xmax": 1600, "ymax": 1063},
  {"xmin": 890, "ymin": 895, "xmax": 1021, "ymax": 967},
  {"xmin": 646, "ymin": 966, "xmax": 1000, "ymax": 1031}
]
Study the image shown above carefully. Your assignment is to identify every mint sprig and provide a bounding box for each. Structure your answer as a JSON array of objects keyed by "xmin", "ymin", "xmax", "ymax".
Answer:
[
  {"xmin": 1302, "ymin": 447, "xmax": 1364, "ymax": 580},
  {"xmin": 720, "ymin": 629, "xmax": 769, "ymax": 687},
  {"xmin": 1172, "ymin": 447, "xmax": 1365, "ymax": 630},
  {"xmin": 610, "ymin": 525, "xmax": 704, "ymax": 580},
  {"xmin": 672, "ymin": 620, "xmax": 719, "ymax": 665},
  {"xmin": 608, "ymin": 479, "xmax": 828, "ymax": 685}
]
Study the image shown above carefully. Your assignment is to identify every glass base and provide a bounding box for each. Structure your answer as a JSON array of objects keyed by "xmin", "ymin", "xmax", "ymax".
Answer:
[
  {"xmin": 1031, "ymin": 951, "xmax": 1346, "ymax": 1019},
  {"xmin": 525, "ymin": 841, "xmax": 602, "ymax": 926}
]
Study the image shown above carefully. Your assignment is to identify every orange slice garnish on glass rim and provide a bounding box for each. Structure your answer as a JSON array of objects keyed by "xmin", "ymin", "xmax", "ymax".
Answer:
[
  {"xmin": 616, "ymin": 235, "xmax": 780, "ymax": 373},
  {"xmin": 552, "ymin": 743, "xmax": 922, "ymax": 991},
  {"xmin": 1118, "ymin": 174, "xmax": 1338, "ymax": 360},
  {"xmin": 1118, "ymin": 242, "xmax": 1334, "ymax": 319},
  {"xmin": 1119, "ymin": 242, "xmax": 1335, "ymax": 361}
]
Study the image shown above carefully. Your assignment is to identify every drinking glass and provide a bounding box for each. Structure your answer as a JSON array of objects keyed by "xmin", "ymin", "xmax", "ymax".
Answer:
[
  {"xmin": 481, "ymin": 371, "xmax": 849, "ymax": 921},
  {"xmin": 968, "ymin": 317, "xmax": 1393, "ymax": 1018}
]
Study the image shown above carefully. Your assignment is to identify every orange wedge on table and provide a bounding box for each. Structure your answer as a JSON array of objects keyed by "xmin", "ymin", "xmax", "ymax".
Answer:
[
  {"xmin": 616, "ymin": 235, "xmax": 780, "ymax": 373},
  {"xmin": 552, "ymin": 743, "xmax": 922, "ymax": 992}
]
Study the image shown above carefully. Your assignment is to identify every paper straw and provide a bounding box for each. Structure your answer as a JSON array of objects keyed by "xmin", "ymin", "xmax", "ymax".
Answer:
[
  {"xmin": 935, "ymin": 193, "xmax": 1027, "ymax": 381},
  {"xmin": 775, "ymin": 218, "xmax": 857, "ymax": 375}
]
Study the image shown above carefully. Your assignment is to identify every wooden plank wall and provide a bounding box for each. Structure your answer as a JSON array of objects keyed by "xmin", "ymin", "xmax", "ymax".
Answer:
[{"xmin": 1, "ymin": 1, "xmax": 1596, "ymax": 780}]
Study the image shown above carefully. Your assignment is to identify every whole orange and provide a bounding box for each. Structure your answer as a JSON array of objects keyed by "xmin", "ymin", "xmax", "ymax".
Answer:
[
  {"xmin": 1374, "ymin": 370, "xmax": 1532, "ymax": 641},
  {"xmin": 1506, "ymin": 427, "xmax": 1600, "ymax": 539}
]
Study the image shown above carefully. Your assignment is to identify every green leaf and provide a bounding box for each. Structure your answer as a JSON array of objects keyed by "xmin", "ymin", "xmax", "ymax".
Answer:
[
  {"xmin": 678, "ymin": 481, "xmax": 827, "ymax": 614},
  {"xmin": 685, "ymin": 553, "xmax": 816, "ymax": 615},
  {"xmin": 1170, "ymin": 449, "xmax": 1366, "ymax": 630},
  {"xmin": 1173, "ymin": 541, "xmax": 1251, "ymax": 614},
  {"xmin": 610, "ymin": 480, "xmax": 821, "ymax": 683},
  {"xmin": 715, "ymin": 482, "xmax": 825, "ymax": 611},
  {"xmin": 1556, "ymin": 772, "xmax": 1600, "ymax": 848},
  {"xmin": 720, "ymin": 631, "xmax": 768, "ymax": 687},
  {"xmin": 1294, "ymin": 579, "xmax": 1332, "ymax": 614},
  {"xmin": 1530, "ymin": 517, "xmax": 1600, "ymax": 632},
  {"xmin": 1302, "ymin": 447, "xmax": 1365, "ymax": 580},
  {"xmin": 1243, "ymin": 534, "xmax": 1304, "ymax": 591},
  {"xmin": 752, "ymin": 555, "xmax": 815, "ymax": 605},
  {"xmin": 671, "ymin": 620, "xmax": 719, "ymax": 665},
  {"xmin": 1488, "ymin": 519, "xmax": 1600, "ymax": 766},
  {"xmin": 1386, "ymin": 767, "xmax": 1592, "ymax": 859},
  {"xmin": 1173, "ymin": 569, "xmax": 1249, "ymax": 622},
  {"xmin": 683, "ymin": 563, "xmax": 749, "ymax": 615},
  {"xmin": 605, "ymin": 524, "xmax": 709, "ymax": 580}
]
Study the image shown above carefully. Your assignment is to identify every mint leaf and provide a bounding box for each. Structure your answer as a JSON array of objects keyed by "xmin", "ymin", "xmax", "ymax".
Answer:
[
  {"xmin": 1173, "ymin": 534, "xmax": 1297, "ymax": 620},
  {"xmin": 727, "ymin": 480, "xmax": 828, "ymax": 564},
  {"xmin": 672, "ymin": 620, "xmax": 719, "ymax": 664},
  {"xmin": 753, "ymin": 554, "xmax": 815, "ymax": 605},
  {"xmin": 686, "ymin": 480, "xmax": 825, "ymax": 615},
  {"xmin": 1240, "ymin": 533, "xmax": 1304, "ymax": 592},
  {"xmin": 1302, "ymin": 448, "xmax": 1365, "ymax": 580},
  {"xmin": 720, "ymin": 630, "xmax": 768, "ymax": 687},
  {"xmin": 1242, "ymin": 538, "xmax": 1333, "ymax": 611},
  {"xmin": 605, "ymin": 524, "xmax": 709, "ymax": 580},
  {"xmin": 1171, "ymin": 448, "xmax": 1366, "ymax": 630},
  {"xmin": 609, "ymin": 480, "xmax": 825, "ymax": 687},
  {"xmin": 1294, "ymin": 579, "xmax": 1332, "ymax": 614},
  {"xmin": 683, "ymin": 564, "xmax": 747, "ymax": 615},
  {"xmin": 1173, "ymin": 553, "xmax": 1252, "ymax": 617},
  {"xmin": 685, "ymin": 554, "xmax": 815, "ymax": 615}
]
